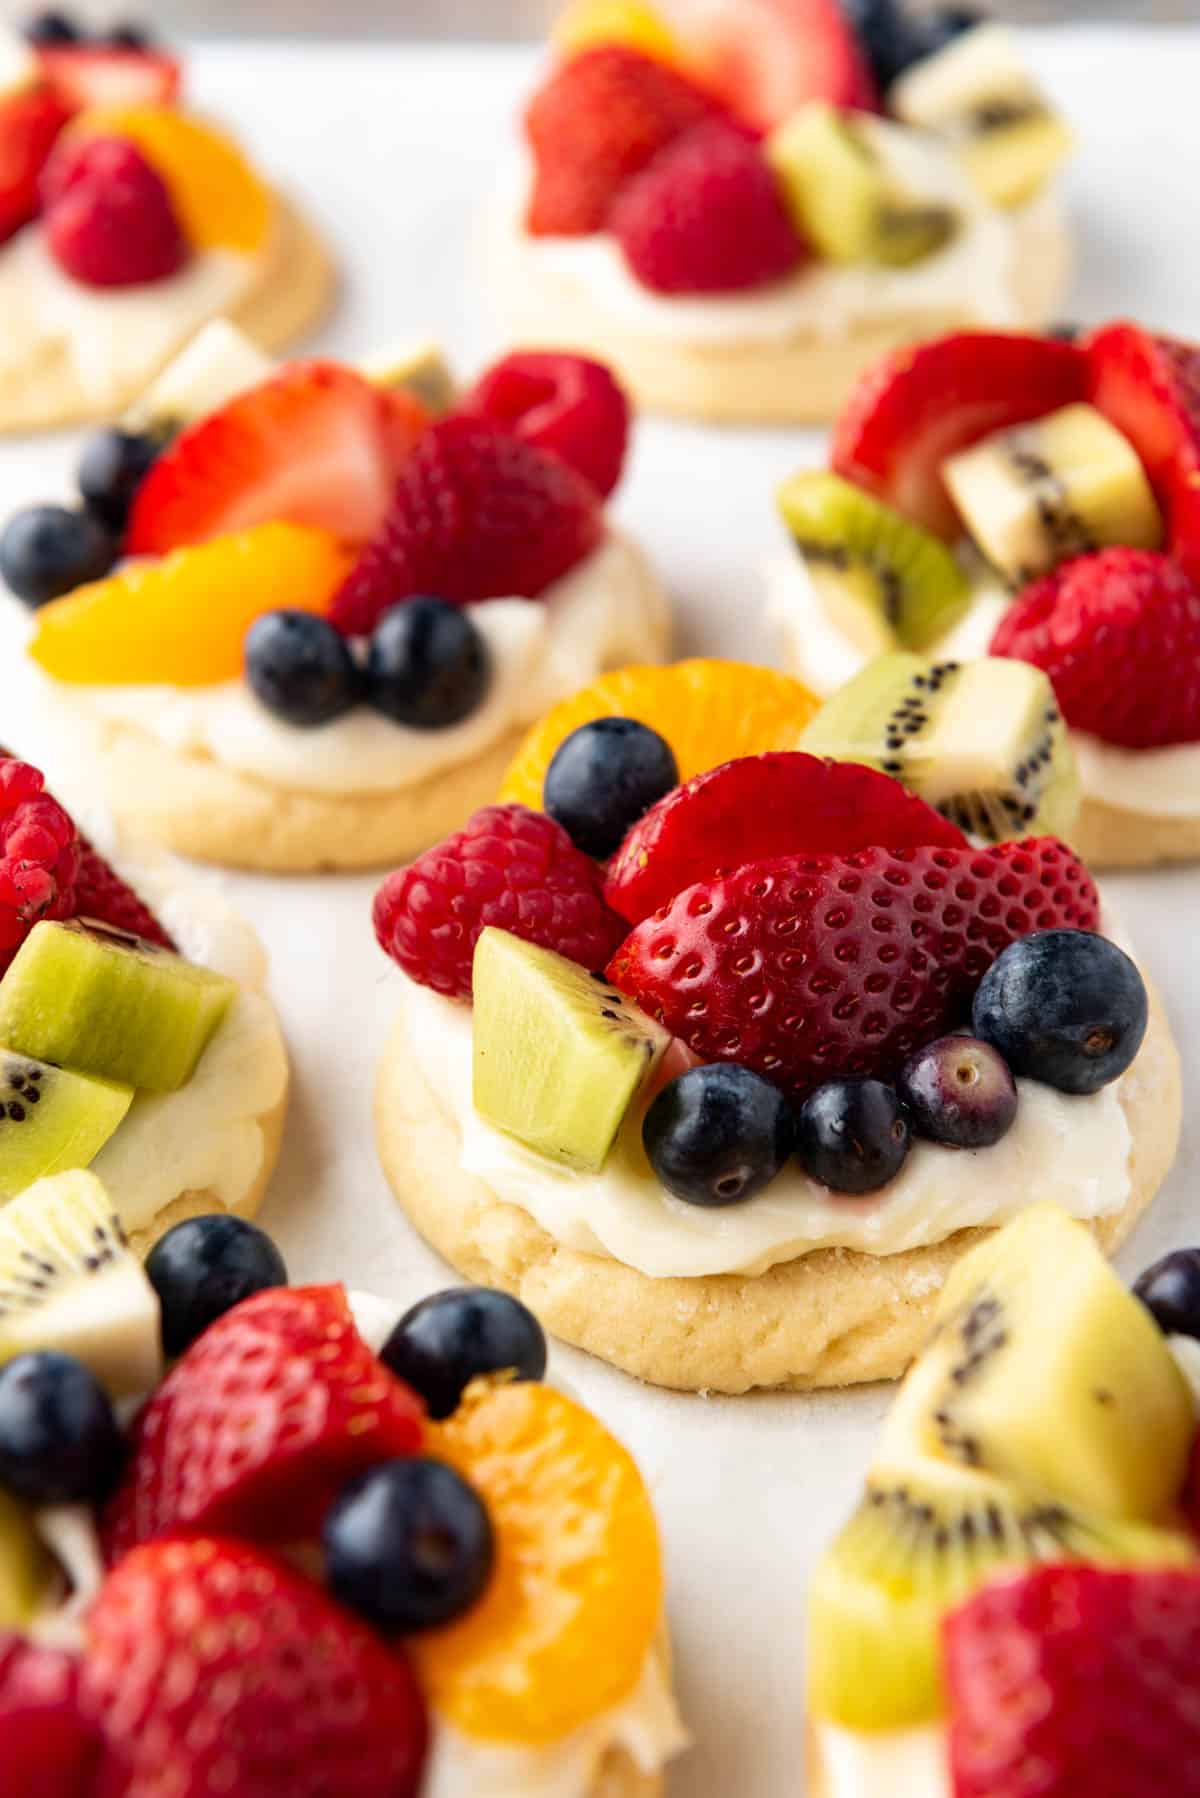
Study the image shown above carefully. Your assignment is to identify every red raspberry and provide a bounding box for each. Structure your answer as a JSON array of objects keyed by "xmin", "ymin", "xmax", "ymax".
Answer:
[
  {"xmin": 74, "ymin": 837, "xmax": 174, "ymax": 949},
  {"xmin": 0, "ymin": 85, "xmax": 72, "ymax": 246},
  {"xmin": 374, "ymin": 803, "xmax": 628, "ymax": 1001},
  {"xmin": 944, "ymin": 1564, "xmax": 1200, "ymax": 1798},
  {"xmin": 456, "ymin": 352, "xmax": 629, "ymax": 499},
  {"xmin": 43, "ymin": 134, "xmax": 187, "ymax": 288},
  {"xmin": 523, "ymin": 45, "xmax": 725, "ymax": 236},
  {"xmin": 611, "ymin": 117, "xmax": 805, "ymax": 294},
  {"xmin": 0, "ymin": 1634, "xmax": 99, "ymax": 1795},
  {"xmin": 330, "ymin": 417, "xmax": 605, "ymax": 638},
  {"xmin": 992, "ymin": 549, "xmax": 1200, "ymax": 751},
  {"xmin": 0, "ymin": 756, "xmax": 79, "ymax": 972},
  {"xmin": 608, "ymin": 838, "xmax": 1099, "ymax": 1098}
]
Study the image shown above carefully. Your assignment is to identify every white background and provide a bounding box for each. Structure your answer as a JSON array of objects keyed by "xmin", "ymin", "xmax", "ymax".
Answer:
[{"xmin": 2, "ymin": 29, "xmax": 1199, "ymax": 1794}]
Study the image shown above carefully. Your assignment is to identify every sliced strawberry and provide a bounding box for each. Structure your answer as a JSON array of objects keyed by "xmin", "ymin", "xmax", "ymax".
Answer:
[
  {"xmin": 688, "ymin": 0, "xmax": 878, "ymax": 132},
  {"xmin": 605, "ymin": 752, "xmax": 967, "ymax": 924},
  {"xmin": 832, "ymin": 332, "xmax": 1090, "ymax": 537},
  {"xmin": 0, "ymin": 85, "xmax": 72, "ymax": 245},
  {"xmin": 0, "ymin": 1635, "xmax": 98, "ymax": 1796},
  {"xmin": 36, "ymin": 45, "xmax": 181, "ymax": 110},
  {"xmin": 125, "ymin": 362, "xmax": 430, "ymax": 555}
]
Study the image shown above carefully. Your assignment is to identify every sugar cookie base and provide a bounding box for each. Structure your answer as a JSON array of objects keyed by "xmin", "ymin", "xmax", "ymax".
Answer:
[
  {"xmin": 374, "ymin": 983, "xmax": 1177, "ymax": 1396},
  {"xmin": 1072, "ymin": 794, "xmax": 1200, "ymax": 870}
]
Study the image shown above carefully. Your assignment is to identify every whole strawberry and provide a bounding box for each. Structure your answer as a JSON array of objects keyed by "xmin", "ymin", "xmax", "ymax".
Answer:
[
  {"xmin": 0, "ymin": 756, "xmax": 80, "ymax": 971},
  {"xmin": 84, "ymin": 1536, "xmax": 428, "ymax": 1798},
  {"xmin": 608, "ymin": 839, "xmax": 1099, "ymax": 1097},
  {"xmin": 374, "ymin": 803, "xmax": 627, "ymax": 1000},
  {"xmin": 457, "ymin": 351, "xmax": 630, "ymax": 498},
  {"xmin": 43, "ymin": 134, "xmax": 188, "ymax": 288},
  {"xmin": 991, "ymin": 548, "xmax": 1200, "ymax": 749},
  {"xmin": 0, "ymin": 1635, "xmax": 99, "ymax": 1796}
]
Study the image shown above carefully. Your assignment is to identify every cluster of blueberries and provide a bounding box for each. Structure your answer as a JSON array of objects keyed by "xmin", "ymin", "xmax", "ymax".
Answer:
[
  {"xmin": 25, "ymin": 8, "xmax": 154, "ymax": 49},
  {"xmin": 0, "ymin": 427, "xmax": 163, "ymax": 608}
]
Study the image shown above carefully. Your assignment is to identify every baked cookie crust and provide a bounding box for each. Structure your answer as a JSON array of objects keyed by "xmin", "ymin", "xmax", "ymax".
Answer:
[{"xmin": 1072, "ymin": 795, "xmax": 1200, "ymax": 871}]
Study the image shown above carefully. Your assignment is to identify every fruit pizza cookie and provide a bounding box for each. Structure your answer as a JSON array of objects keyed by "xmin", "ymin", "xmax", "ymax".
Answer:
[
  {"xmin": 369, "ymin": 659, "xmax": 1178, "ymax": 1394},
  {"xmin": 770, "ymin": 322, "xmax": 1200, "ymax": 869},
  {"xmin": 0, "ymin": 327, "xmax": 668, "ymax": 870},
  {"xmin": 491, "ymin": 0, "xmax": 1072, "ymax": 423},
  {"xmin": 807, "ymin": 1205, "xmax": 1200, "ymax": 1798},
  {"xmin": 0, "ymin": 1191, "xmax": 686, "ymax": 1795},
  {"xmin": 0, "ymin": 11, "xmax": 334, "ymax": 431}
]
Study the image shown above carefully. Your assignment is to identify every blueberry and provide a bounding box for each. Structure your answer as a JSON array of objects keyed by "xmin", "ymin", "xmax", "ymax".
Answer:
[
  {"xmin": 25, "ymin": 10, "xmax": 81, "ymax": 44},
  {"xmin": 899, "ymin": 1034, "xmax": 1017, "ymax": 1149},
  {"xmin": 244, "ymin": 609, "xmax": 361, "ymax": 727},
  {"xmin": 78, "ymin": 427, "xmax": 164, "ymax": 532},
  {"xmin": 1134, "ymin": 1250, "xmax": 1200, "ymax": 1340},
  {"xmin": 841, "ymin": 0, "xmax": 977, "ymax": 90},
  {"xmin": 0, "ymin": 1352, "xmax": 124, "ymax": 1505},
  {"xmin": 971, "ymin": 930, "xmax": 1148, "ymax": 1096},
  {"xmin": 146, "ymin": 1215, "xmax": 288, "ymax": 1358},
  {"xmin": 544, "ymin": 717, "xmax": 678, "ymax": 859},
  {"xmin": 324, "ymin": 1456, "xmax": 493, "ymax": 1632},
  {"xmin": 796, "ymin": 1079, "xmax": 910, "ymax": 1194},
  {"xmin": 0, "ymin": 505, "xmax": 117, "ymax": 607},
  {"xmin": 107, "ymin": 22, "xmax": 151, "ymax": 48},
  {"xmin": 366, "ymin": 598, "xmax": 490, "ymax": 729},
  {"xmin": 643, "ymin": 1063, "xmax": 795, "ymax": 1207},
  {"xmin": 380, "ymin": 1288, "xmax": 546, "ymax": 1421},
  {"xmin": 1048, "ymin": 321, "xmax": 1082, "ymax": 342}
]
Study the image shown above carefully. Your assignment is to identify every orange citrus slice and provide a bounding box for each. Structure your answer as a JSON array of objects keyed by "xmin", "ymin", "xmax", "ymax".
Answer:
[
  {"xmin": 551, "ymin": 0, "xmax": 685, "ymax": 67},
  {"xmin": 29, "ymin": 523, "xmax": 352, "ymax": 686},
  {"xmin": 414, "ymin": 1380, "xmax": 663, "ymax": 1745},
  {"xmin": 500, "ymin": 658, "xmax": 822, "ymax": 809}
]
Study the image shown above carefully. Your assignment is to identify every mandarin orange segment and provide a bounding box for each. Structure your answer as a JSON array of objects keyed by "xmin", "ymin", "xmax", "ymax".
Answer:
[
  {"xmin": 499, "ymin": 659, "xmax": 822, "ymax": 809},
  {"xmin": 28, "ymin": 523, "xmax": 352, "ymax": 686},
  {"xmin": 70, "ymin": 105, "xmax": 274, "ymax": 251},
  {"xmin": 414, "ymin": 1380, "xmax": 663, "ymax": 1745}
]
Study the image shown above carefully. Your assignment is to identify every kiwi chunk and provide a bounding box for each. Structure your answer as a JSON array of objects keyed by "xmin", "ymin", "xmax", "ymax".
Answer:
[
  {"xmin": 0, "ymin": 920, "xmax": 236, "ymax": 1094},
  {"xmin": 800, "ymin": 651, "xmax": 1080, "ymax": 841},
  {"xmin": 0, "ymin": 1049, "xmax": 131, "ymax": 1199},
  {"xmin": 472, "ymin": 927, "xmax": 669, "ymax": 1173},
  {"xmin": 0, "ymin": 1487, "xmax": 53, "ymax": 1631},
  {"xmin": 777, "ymin": 473, "xmax": 970, "ymax": 656},
  {"xmin": 0, "ymin": 1170, "xmax": 161, "ymax": 1397},
  {"xmin": 125, "ymin": 318, "xmax": 273, "ymax": 436},
  {"xmin": 943, "ymin": 403, "xmax": 1163, "ymax": 585},
  {"xmin": 358, "ymin": 340, "xmax": 456, "ymax": 415}
]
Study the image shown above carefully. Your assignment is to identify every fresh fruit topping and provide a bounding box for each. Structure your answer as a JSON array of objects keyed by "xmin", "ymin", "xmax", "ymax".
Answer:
[
  {"xmin": 523, "ymin": 44, "xmax": 723, "ymax": 237},
  {"xmin": 126, "ymin": 315, "xmax": 273, "ymax": 437},
  {"xmin": 102, "ymin": 1285, "xmax": 424, "ymax": 1558},
  {"xmin": 0, "ymin": 1635, "xmax": 98, "ymax": 1794},
  {"xmin": 0, "ymin": 1171, "xmax": 160, "ymax": 1394},
  {"xmin": 0, "ymin": 1051, "xmax": 131, "ymax": 1198},
  {"xmin": 26, "ymin": 12, "xmax": 82, "ymax": 45},
  {"xmin": 944, "ymin": 403, "xmax": 1163, "ymax": 585},
  {"xmin": 0, "ymin": 502, "xmax": 115, "ymax": 606},
  {"xmin": 0, "ymin": 756, "xmax": 80, "ymax": 972},
  {"xmin": 0, "ymin": 1349, "xmax": 124, "ymax": 1504},
  {"xmin": 944, "ymin": 1564, "xmax": 1200, "ymax": 1796},
  {"xmin": 544, "ymin": 717, "xmax": 679, "ymax": 859},
  {"xmin": 145, "ymin": 1213, "xmax": 288, "ymax": 1358},
  {"xmin": 380, "ymin": 1288, "xmax": 548, "ymax": 1422},
  {"xmin": 84, "ymin": 1535, "xmax": 429, "ymax": 1798},
  {"xmin": 800, "ymin": 653, "xmax": 1081, "ymax": 843},
  {"xmin": 472, "ymin": 926, "xmax": 669, "ymax": 1171},
  {"xmin": 362, "ymin": 338, "xmax": 457, "ymax": 415},
  {"xmin": 414, "ymin": 1379, "xmax": 662, "ymax": 1743},
  {"xmin": 1134, "ymin": 1248, "xmax": 1200, "ymax": 1342},
  {"xmin": 245, "ymin": 609, "xmax": 362, "ymax": 727},
  {"xmin": 688, "ymin": 0, "xmax": 878, "ymax": 132},
  {"xmin": 608, "ymin": 837, "xmax": 1100, "ymax": 1099},
  {"xmin": 0, "ymin": 85, "xmax": 71, "ymax": 244},
  {"xmin": 457, "ymin": 351, "xmax": 629, "ymax": 498},
  {"xmin": 107, "ymin": 23, "xmax": 152, "ymax": 50},
  {"xmin": 0, "ymin": 1488, "xmax": 50, "ymax": 1631},
  {"xmin": 0, "ymin": 917, "xmax": 235, "ymax": 1093},
  {"xmin": 73, "ymin": 835, "xmax": 172, "ymax": 949},
  {"xmin": 612, "ymin": 117, "xmax": 806, "ymax": 295},
  {"xmin": 325, "ymin": 1457, "xmax": 494, "ymax": 1632},
  {"xmin": 972, "ymin": 928, "xmax": 1148, "ymax": 1096},
  {"xmin": 795, "ymin": 1077, "xmax": 910, "ymax": 1193},
  {"xmin": 898, "ymin": 1033, "xmax": 1017, "ymax": 1148},
  {"xmin": 500, "ymin": 659, "xmax": 821, "ymax": 809},
  {"xmin": 77, "ymin": 424, "xmax": 164, "ymax": 533},
  {"xmin": 29, "ymin": 522, "xmax": 352, "ymax": 685},
  {"xmin": 643, "ymin": 1061, "xmax": 795, "ymax": 1205},
  {"xmin": 605, "ymin": 750, "xmax": 966, "ymax": 926},
  {"xmin": 832, "ymin": 331, "xmax": 1088, "ymax": 538},
  {"xmin": 365, "ymin": 599, "xmax": 490, "ymax": 729},
  {"xmin": 551, "ymin": 0, "xmax": 683, "ymax": 68},
  {"xmin": 127, "ymin": 362, "xmax": 429, "ymax": 557},
  {"xmin": 375, "ymin": 805, "xmax": 627, "ymax": 1002},
  {"xmin": 329, "ymin": 418, "xmax": 605, "ymax": 637},
  {"xmin": 35, "ymin": 42, "xmax": 181, "ymax": 109},
  {"xmin": 43, "ymin": 134, "xmax": 187, "ymax": 287},
  {"xmin": 843, "ymin": 0, "xmax": 979, "ymax": 92}
]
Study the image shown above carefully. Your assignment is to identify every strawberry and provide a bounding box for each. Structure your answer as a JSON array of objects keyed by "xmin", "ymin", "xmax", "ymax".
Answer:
[
  {"xmin": 687, "ymin": 0, "xmax": 878, "ymax": 132},
  {"xmin": 0, "ymin": 1635, "xmax": 98, "ymax": 1796},
  {"xmin": 944, "ymin": 1564, "xmax": 1200, "ymax": 1798},
  {"xmin": 612, "ymin": 117, "xmax": 805, "ymax": 294},
  {"xmin": 125, "ymin": 361, "xmax": 429, "ymax": 556},
  {"xmin": 74, "ymin": 835, "xmax": 175, "ymax": 949},
  {"xmin": 457, "ymin": 351, "xmax": 630, "ymax": 498},
  {"xmin": 991, "ymin": 548, "xmax": 1200, "ymax": 750},
  {"xmin": 329, "ymin": 416, "xmax": 605, "ymax": 638},
  {"xmin": 43, "ymin": 134, "xmax": 187, "ymax": 288},
  {"xmin": 605, "ymin": 752, "xmax": 967, "ymax": 924},
  {"xmin": 0, "ymin": 85, "xmax": 71, "ymax": 245},
  {"xmin": 523, "ymin": 44, "xmax": 725, "ymax": 235},
  {"xmin": 1087, "ymin": 322, "xmax": 1200, "ymax": 586},
  {"xmin": 83, "ymin": 1536, "xmax": 428, "ymax": 1798},
  {"xmin": 36, "ymin": 45, "xmax": 182, "ymax": 110},
  {"xmin": 832, "ymin": 332, "xmax": 1090, "ymax": 538},
  {"xmin": 102, "ymin": 1284, "xmax": 424, "ymax": 1561},
  {"xmin": 608, "ymin": 838, "xmax": 1099, "ymax": 1097}
]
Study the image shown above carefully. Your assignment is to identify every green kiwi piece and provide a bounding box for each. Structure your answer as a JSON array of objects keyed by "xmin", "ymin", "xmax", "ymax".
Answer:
[
  {"xmin": 776, "ymin": 473, "xmax": 970, "ymax": 656},
  {"xmin": 0, "ymin": 920, "xmax": 236, "ymax": 1094},
  {"xmin": 472, "ymin": 927, "xmax": 670, "ymax": 1173},
  {"xmin": 0, "ymin": 1049, "xmax": 132, "ymax": 1199},
  {"xmin": 800, "ymin": 651, "xmax": 1081, "ymax": 841},
  {"xmin": 0, "ymin": 1488, "xmax": 53, "ymax": 1631}
]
